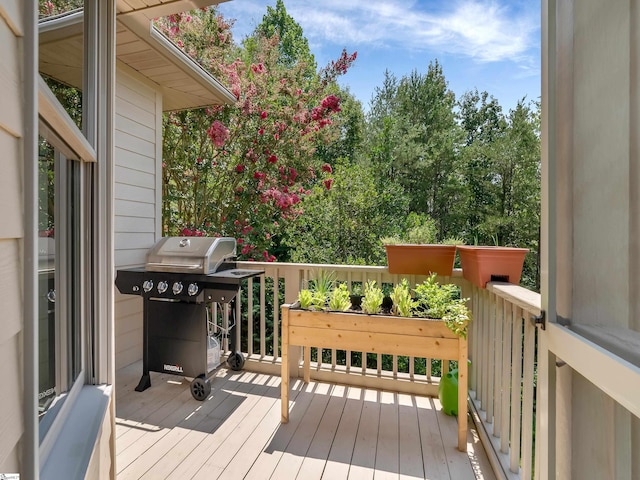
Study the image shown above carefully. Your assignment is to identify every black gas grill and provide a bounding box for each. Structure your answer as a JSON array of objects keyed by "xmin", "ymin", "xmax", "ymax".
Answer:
[{"xmin": 115, "ymin": 236, "xmax": 263, "ymax": 400}]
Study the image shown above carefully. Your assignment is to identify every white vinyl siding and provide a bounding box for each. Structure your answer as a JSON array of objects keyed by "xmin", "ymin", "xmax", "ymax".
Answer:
[
  {"xmin": 114, "ymin": 65, "xmax": 161, "ymax": 370},
  {"xmin": 0, "ymin": 0, "xmax": 23, "ymax": 472}
]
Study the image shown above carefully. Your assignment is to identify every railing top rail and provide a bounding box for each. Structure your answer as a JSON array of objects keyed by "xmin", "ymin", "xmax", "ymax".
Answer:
[
  {"xmin": 487, "ymin": 281, "xmax": 541, "ymax": 316},
  {"xmin": 237, "ymin": 261, "xmax": 464, "ymax": 277}
]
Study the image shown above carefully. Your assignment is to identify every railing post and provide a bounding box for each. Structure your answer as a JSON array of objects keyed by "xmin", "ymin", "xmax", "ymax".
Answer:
[{"xmin": 283, "ymin": 267, "xmax": 302, "ymax": 379}]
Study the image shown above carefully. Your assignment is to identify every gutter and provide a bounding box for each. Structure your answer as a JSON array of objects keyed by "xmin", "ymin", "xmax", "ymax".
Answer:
[{"xmin": 149, "ymin": 25, "xmax": 236, "ymax": 105}]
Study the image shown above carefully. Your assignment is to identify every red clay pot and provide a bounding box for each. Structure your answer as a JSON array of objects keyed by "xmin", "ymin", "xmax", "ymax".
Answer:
[
  {"xmin": 457, "ymin": 246, "xmax": 529, "ymax": 288},
  {"xmin": 384, "ymin": 244, "xmax": 457, "ymax": 276}
]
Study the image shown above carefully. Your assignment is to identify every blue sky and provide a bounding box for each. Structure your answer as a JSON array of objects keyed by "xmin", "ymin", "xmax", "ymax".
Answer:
[{"xmin": 217, "ymin": 0, "xmax": 541, "ymax": 112}]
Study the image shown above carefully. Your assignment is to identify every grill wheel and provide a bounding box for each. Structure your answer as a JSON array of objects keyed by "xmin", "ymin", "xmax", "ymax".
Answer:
[
  {"xmin": 227, "ymin": 352, "xmax": 245, "ymax": 371},
  {"xmin": 190, "ymin": 374, "xmax": 211, "ymax": 401}
]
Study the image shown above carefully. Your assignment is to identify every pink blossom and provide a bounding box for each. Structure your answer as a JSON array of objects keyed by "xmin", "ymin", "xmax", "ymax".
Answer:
[
  {"xmin": 260, "ymin": 111, "xmax": 268, "ymax": 119},
  {"xmin": 254, "ymin": 171, "xmax": 265, "ymax": 180},
  {"xmin": 236, "ymin": 164, "xmax": 245, "ymax": 173},
  {"xmin": 251, "ymin": 63, "xmax": 266, "ymax": 74},
  {"xmin": 311, "ymin": 106, "xmax": 323, "ymax": 121},
  {"xmin": 207, "ymin": 120, "xmax": 229, "ymax": 147},
  {"xmin": 321, "ymin": 94, "xmax": 341, "ymax": 112},
  {"xmin": 321, "ymin": 163, "xmax": 332, "ymax": 173},
  {"xmin": 258, "ymin": 128, "xmax": 264, "ymax": 136},
  {"xmin": 267, "ymin": 155, "xmax": 278, "ymax": 164},
  {"xmin": 323, "ymin": 178, "xmax": 334, "ymax": 190}
]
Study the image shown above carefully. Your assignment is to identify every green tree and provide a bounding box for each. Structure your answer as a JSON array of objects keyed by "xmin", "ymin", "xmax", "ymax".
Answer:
[
  {"xmin": 284, "ymin": 160, "xmax": 407, "ymax": 265},
  {"xmin": 255, "ymin": 0, "xmax": 316, "ymax": 77},
  {"xmin": 365, "ymin": 62, "xmax": 463, "ymax": 240}
]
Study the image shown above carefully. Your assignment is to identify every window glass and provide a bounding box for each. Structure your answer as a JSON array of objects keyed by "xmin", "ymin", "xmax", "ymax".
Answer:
[
  {"xmin": 39, "ymin": 2, "xmax": 84, "ymax": 130},
  {"xmin": 37, "ymin": 137, "xmax": 82, "ymax": 427},
  {"xmin": 38, "ymin": 138, "xmax": 57, "ymax": 415}
]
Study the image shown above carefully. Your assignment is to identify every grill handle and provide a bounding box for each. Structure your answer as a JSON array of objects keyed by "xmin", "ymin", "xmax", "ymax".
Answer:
[{"xmin": 145, "ymin": 262, "xmax": 202, "ymax": 272}]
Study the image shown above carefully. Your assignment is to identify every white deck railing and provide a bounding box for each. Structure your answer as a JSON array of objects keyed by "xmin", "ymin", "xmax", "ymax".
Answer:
[
  {"xmin": 231, "ymin": 261, "xmax": 540, "ymax": 479},
  {"xmin": 468, "ymin": 281, "xmax": 541, "ymax": 480}
]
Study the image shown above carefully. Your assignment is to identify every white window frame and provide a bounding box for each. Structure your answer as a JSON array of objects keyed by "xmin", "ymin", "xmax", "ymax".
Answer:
[{"xmin": 24, "ymin": 1, "xmax": 115, "ymax": 478}]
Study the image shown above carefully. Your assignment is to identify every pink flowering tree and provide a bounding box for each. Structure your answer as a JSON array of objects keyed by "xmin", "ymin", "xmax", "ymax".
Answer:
[{"xmin": 157, "ymin": 9, "xmax": 355, "ymax": 260}]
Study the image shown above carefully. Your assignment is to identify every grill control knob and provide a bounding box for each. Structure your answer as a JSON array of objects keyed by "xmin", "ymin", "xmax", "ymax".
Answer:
[
  {"xmin": 187, "ymin": 283, "xmax": 199, "ymax": 296},
  {"xmin": 143, "ymin": 280, "xmax": 154, "ymax": 293},
  {"xmin": 157, "ymin": 281, "xmax": 168, "ymax": 294},
  {"xmin": 172, "ymin": 282, "xmax": 184, "ymax": 295}
]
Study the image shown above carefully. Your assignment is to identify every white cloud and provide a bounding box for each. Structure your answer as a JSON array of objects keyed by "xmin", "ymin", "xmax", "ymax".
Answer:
[{"xmin": 219, "ymin": 0, "xmax": 539, "ymax": 64}]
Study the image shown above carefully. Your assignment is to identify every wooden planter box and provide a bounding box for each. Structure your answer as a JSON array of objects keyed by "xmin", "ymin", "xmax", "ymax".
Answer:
[
  {"xmin": 384, "ymin": 244, "xmax": 457, "ymax": 276},
  {"xmin": 457, "ymin": 245, "xmax": 529, "ymax": 288},
  {"xmin": 280, "ymin": 303, "xmax": 468, "ymax": 452}
]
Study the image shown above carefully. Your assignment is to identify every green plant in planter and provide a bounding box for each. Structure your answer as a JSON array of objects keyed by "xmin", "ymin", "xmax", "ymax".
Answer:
[
  {"xmin": 328, "ymin": 283, "xmax": 351, "ymax": 311},
  {"xmin": 414, "ymin": 273, "xmax": 457, "ymax": 317},
  {"xmin": 298, "ymin": 289, "xmax": 313, "ymax": 309},
  {"xmin": 390, "ymin": 279, "xmax": 415, "ymax": 317},
  {"xmin": 362, "ymin": 280, "xmax": 384, "ymax": 314},
  {"xmin": 311, "ymin": 269, "xmax": 335, "ymax": 301},
  {"xmin": 442, "ymin": 301, "xmax": 472, "ymax": 339},
  {"xmin": 350, "ymin": 282, "xmax": 363, "ymax": 296},
  {"xmin": 310, "ymin": 291, "xmax": 327, "ymax": 311},
  {"xmin": 299, "ymin": 269, "xmax": 336, "ymax": 311},
  {"xmin": 414, "ymin": 273, "xmax": 471, "ymax": 338}
]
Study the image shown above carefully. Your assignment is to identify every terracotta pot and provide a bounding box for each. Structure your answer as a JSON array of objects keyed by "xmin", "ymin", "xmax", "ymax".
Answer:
[
  {"xmin": 384, "ymin": 244, "xmax": 457, "ymax": 276},
  {"xmin": 457, "ymin": 246, "xmax": 529, "ymax": 288}
]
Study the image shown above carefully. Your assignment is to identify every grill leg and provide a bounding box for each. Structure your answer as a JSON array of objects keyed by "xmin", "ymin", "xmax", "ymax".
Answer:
[
  {"xmin": 226, "ymin": 300, "xmax": 245, "ymax": 371},
  {"xmin": 136, "ymin": 301, "xmax": 152, "ymax": 392},
  {"xmin": 135, "ymin": 374, "xmax": 151, "ymax": 392}
]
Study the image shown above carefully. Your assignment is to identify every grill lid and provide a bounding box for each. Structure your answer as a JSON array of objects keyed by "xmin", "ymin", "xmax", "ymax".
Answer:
[{"xmin": 145, "ymin": 236, "xmax": 236, "ymax": 274}]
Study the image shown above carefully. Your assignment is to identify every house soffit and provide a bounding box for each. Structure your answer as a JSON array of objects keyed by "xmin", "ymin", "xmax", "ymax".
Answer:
[{"xmin": 39, "ymin": 1, "xmax": 234, "ymax": 111}]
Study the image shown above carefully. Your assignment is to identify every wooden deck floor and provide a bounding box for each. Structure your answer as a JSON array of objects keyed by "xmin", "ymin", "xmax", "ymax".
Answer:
[{"xmin": 115, "ymin": 362, "xmax": 496, "ymax": 480}]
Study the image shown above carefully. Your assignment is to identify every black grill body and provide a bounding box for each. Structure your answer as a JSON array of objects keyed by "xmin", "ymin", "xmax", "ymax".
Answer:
[{"xmin": 115, "ymin": 264, "xmax": 262, "ymax": 400}]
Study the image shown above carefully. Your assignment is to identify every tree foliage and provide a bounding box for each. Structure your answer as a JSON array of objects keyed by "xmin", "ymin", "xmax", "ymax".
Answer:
[
  {"xmin": 155, "ymin": 6, "xmax": 542, "ymax": 290},
  {"xmin": 157, "ymin": 8, "xmax": 355, "ymax": 260},
  {"xmin": 283, "ymin": 160, "xmax": 407, "ymax": 265}
]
